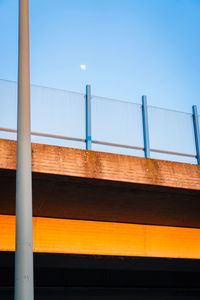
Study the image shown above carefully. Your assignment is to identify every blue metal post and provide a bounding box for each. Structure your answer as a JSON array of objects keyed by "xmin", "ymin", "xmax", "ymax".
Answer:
[
  {"xmin": 192, "ymin": 105, "xmax": 200, "ymax": 165},
  {"xmin": 86, "ymin": 84, "xmax": 92, "ymax": 150},
  {"xmin": 142, "ymin": 95, "xmax": 150, "ymax": 158}
]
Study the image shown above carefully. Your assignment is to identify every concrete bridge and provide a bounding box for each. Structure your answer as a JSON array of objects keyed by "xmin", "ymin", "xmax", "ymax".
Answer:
[{"xmin": 1, "ymin": 138, "xmax": 200, "ymax": 299}]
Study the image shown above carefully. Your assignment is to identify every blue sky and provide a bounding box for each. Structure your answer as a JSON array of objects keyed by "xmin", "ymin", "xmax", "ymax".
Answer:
[{"xmin": 0, "ymin": 0, "xmax": 200, "ymax": 112}]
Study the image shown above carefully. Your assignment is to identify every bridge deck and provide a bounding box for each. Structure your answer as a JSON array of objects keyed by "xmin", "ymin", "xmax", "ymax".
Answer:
[
  {"xmin": 0, "ymin": 139, "xmax": 200, "ymax": 259},
  {"xmin": 0, "ymin": 139, "xmax": 199, "ymax": 190}
]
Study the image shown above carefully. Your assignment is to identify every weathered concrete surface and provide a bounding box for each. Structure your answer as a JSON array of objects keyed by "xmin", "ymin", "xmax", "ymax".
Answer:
[
  {"xmin": 0, "ymin": 139, "xmax": 200, "ymax": 190},
  {"xmin": 0, "ymin": 139, "xmax": 200, "ymax": 228}
]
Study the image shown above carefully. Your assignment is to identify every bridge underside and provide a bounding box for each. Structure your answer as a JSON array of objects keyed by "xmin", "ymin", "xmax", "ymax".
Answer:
[
  {"xmin": 0, "ymin": 139, "xmax": 200, "ymax": 299},
  {"xmin": 1, "ymin": 252, "xmax": 200, "ymax": 299}
]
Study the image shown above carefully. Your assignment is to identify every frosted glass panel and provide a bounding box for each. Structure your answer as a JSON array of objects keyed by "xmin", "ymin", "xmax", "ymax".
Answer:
[
  {"xmin": 31, "ymin": 135, "xmax": 85, "ymax": 149},
  {"xmin": 31, "ymin": 85, "xmax": 85, "ymax": 139},
  {"xmin": 0, "ymin": 80, "xmax": 17, "ymax": 129},
  {"xmin": 0, "ymin": 131, "xmax": 16, "ymax": 141},
  {"xmin": 92, "ymin": 143, "xmax": 144, "ymax": 157},
  {"xmin": 151, "ymin": 151, "xmax": 197, "ymax": 164},
  {"xmin": 92, "ymin": 97, "xmax": 143, "ymax": 147},
  {"xmin": 148, "ymin": 106, "xmax": 196, "ymax": 156},
  {"xmin": 0, "ymin": 79, "xmax": 198, "ymax": 164}
]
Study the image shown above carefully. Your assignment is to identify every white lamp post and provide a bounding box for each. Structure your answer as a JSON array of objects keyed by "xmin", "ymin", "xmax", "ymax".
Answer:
[{"xmin": 15, "ymin": 0, "xmax": 34, "ymax": 299}]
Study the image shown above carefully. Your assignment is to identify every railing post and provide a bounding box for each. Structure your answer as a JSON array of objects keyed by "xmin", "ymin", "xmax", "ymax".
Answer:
[
  {"xmin": 192, "ymin": 105, "xmax": 200, "ymax": 165},
  {"xmin": 142, "ymin": 95, "xmax": 150, "ymax": 158},
  {"xmin": 86, "ymin": 84, "xmax": 92, "ymax": 150}
]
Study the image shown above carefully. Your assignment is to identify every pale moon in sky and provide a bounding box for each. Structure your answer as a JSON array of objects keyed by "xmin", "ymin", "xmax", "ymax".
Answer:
[{"xmin": 80, "ymin": 64, "xmax": 86, "ymax": 70}]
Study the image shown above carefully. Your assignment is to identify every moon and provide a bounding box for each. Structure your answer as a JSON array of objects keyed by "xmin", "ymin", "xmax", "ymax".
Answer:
[{"xmin": 80, "ymin": 64, "xmax": 86, "ymax": 70}]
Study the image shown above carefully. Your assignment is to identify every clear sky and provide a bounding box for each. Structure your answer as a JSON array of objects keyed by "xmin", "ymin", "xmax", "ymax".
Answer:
[{"xmin": 0, "ymin": 0, "xmax": 200, "ymax": 112}]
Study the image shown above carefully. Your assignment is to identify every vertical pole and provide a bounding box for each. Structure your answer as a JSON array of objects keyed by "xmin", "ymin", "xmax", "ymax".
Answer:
[
  {"xmin": 15, "ymin": 0, "xmax": 34, "ymax": 299},
  {"xmin": 86, "ymin": 84, "xmax": 92, "ymax": 150},
  {"xmin": 192, "ymin": 105, "xmax": 200, "ymax": 165},
  {"xmin": 142, "ymin": 95, "xmax": 150, "ymax": 158}
]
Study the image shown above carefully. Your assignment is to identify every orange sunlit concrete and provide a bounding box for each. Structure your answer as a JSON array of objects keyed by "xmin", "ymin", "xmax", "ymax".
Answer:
[{"xmin": 1, "ymin": 214, "xmax": 200, "ymax": 259}]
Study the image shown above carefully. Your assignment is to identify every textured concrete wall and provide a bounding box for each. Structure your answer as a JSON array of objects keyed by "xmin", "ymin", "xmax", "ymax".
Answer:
[{"xmin": 0, "ymin": 139, "xmax": 200, "ymax": 190}]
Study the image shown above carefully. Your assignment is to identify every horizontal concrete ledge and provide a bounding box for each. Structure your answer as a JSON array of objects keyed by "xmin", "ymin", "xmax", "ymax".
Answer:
[
  {"xmin": 2, "ymin": 214, "xmax": 200, "ymax": 259},
  {"xmin": 0, "ymin": 139, "xmax": 200, "ymax": 190},
  {"xmin": 1, "ymin": 139, "xmax": 200, "ymax": 228},
  {"xmin": 2, "ymin": 251, "xmax": 200, "ymax": 272},
  {"xmin": 2, "ymin": 252, "xmax": 200, "ymax": 290}
]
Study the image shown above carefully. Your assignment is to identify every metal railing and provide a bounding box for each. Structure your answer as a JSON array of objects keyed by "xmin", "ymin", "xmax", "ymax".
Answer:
[{"xmin": 0, "ymin": 79, "xmax": 199, "ymax": 164}]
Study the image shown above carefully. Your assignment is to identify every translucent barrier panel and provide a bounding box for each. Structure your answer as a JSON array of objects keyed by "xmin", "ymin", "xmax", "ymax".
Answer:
[
  {"xmin": 151, "ymin": 151, "xmax": 197, "ymax": 165},
  {"xmin": 0, "ymin": 131, "xmax": 16, "ymax": 141},
  {"xmin": 31, "ymin": 135, "xmax": 85, "ymax": 149},
  {"xmin": 148, "ymin": 106, "xmax": 196, "ymax": 156},
  {"xmin": 92, "ymin": 96, "xmax": 144, "ymax": 148},
  {"xmin": 31, "ymin": 85, "xmax": 85, "ymax": 139},
  {"xmin": 92, "ymin": 143, "xmax": 144, "ymax": 157},
  {"xmin": 0, "ymin": 80, "xmax": 17, "ymax": 129}
]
